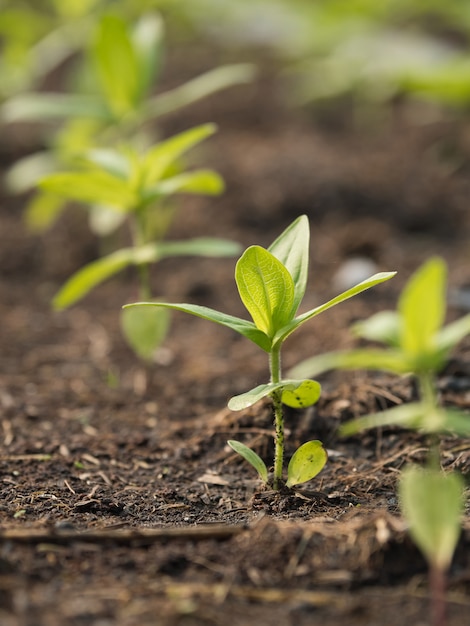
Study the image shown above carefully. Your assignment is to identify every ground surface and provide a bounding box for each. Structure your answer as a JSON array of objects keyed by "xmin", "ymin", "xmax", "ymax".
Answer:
[{"xmin": 1, "ymin": 59, "xmax": 470, "ymax": 626}]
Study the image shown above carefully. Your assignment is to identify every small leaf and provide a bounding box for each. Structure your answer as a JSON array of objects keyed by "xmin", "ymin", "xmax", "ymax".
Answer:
[
  {"xmin": 339, "ymin": 402, "xmax": 426, "ymax": 436},
  {"xmin": 286, "ymin": 440, "xmax": 327, "ymax": 488},
  {"xmin": 353, "ymin": 311, "xmax": 401, "ymax": 346},
  {"xmin": 399, "ymin": 257, "xmax": 446, "ymax": 356},
  {"xmin": 132, "ymin": 12, "xmax": 164, "ymax": 100},
  {"xmin": 399, "ymin": 466, "xmax": 464, "ymax": 571},
  {"xmin": 0, "ymin": 93, "xmax": 110, "ymax": 123},
  {"xmin": 281, "ymin": 379, "xmax": 321, "ymax": 408},
  {"xmin": 436, "ymin": 314, "xmax": 470, "ymax": 353},
  {"xmin": 88, "ymin": 204, "xmax": 127, "ymax": 236},
  {"xmin": 236, "ymin": 246, "xmax": 296, "ymax": 337},
  {"xmin": 25, "ymin": 192, "xmax": 66, "ymax": 232},
  {"xmin": 227, "ymin": 440, "xmax": 268, "ymax": 483},
  {"xmin": 144, "ymin": 170, "xmax": 224, "ymax": 202},
  {"xmin": 228, "ymin": 383, "xmax": 280, "ymax": 411},
  {"xmin": 120, "ymin": 305, "xmax": 170, "ymax": 361},
  {"xmin": 268, "ymin": 215, "xmax": 309, "ymax": 314}
]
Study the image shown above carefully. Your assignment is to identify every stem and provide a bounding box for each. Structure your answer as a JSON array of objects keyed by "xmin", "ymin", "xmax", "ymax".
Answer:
[
  {"xmin": 429, "ymin": 564, "xmax": 447, "ymax": 626},
  {"xmin": 130, "ymin": 211, "xmax": 152, "ymax": 300},
  {"xmin": 269, "ymin": 346, "xmax": 284, "ymax": 490},
  {"xmin": 419, "ymin": 373, "xmax": 441, "ymax": 471}
]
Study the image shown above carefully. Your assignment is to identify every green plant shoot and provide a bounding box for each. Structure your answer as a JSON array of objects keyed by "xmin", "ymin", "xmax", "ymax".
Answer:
[
  {"xmin": 124, "ymin": 215, "xmax": 396, "ymax": 488},
  {"xmin": 40, "ymin": 123, "xmax": 240, "ymax": 360},
  {"xmin": 290, "ymin": 257, "xmax": 470, "ymax": 437}
]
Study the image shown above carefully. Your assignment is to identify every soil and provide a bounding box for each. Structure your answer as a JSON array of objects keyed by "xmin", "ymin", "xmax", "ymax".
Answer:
[{"xmin": 1, "ymin": 59, "xmax": 470, "ymax": 626}]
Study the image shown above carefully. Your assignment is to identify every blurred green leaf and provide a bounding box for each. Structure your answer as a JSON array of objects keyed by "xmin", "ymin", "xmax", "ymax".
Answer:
[
  {"xmin": 120, "ymin": 305, "xmax": 170, "ymax": 361},
  {"xmin": 353, "ymin": 310, "xmax": 401, "ymax": 346},
  {"xmin": 132, "ymin": 12, "xmax": 164, "ymax": 100},
  {"xmin": 144, "ymin": 169, "xmax": 224, "ymax": 202},
  {"xmin": 1, "ymin": 93, "xmax": 110, "ymax": 123},
  {"xmin": 25, "ymin": 191, "xmax": 66, "ymax": 232},
  {"xmin": 399, "ymin": 466, "xmax": 464, "ymax": 571}
]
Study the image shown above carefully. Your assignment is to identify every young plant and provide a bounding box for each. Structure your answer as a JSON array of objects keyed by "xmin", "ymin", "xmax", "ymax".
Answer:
[
  {"xmin": 2, "ymin": 11, "xmax": 255, "ymax": 231},
  {"xmin": 291, "ymin": 257, "xmax": 469, "ymax": 626},
  {"xmin": 124, "ymin": 215, "xmax": 396, "ymax": 488},
  {"xmin": 40, "ymin": 123, "xmax": 240, "ymax": 360},
  {"xmin": 290, "ymin": 257, "xmax": 470, "ymax": 437}
]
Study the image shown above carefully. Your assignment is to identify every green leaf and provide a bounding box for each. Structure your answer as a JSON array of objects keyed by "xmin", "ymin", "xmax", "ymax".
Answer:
[
  {"xmin": 39, "ymin": 171, "xmax": 135, "ymax": 210},
  {"xmin": 399, "ymin": 466, "xmax": 464, "ymax": 571},
  {"xmin": 236, "ymin": 246, "xmax": 296, "ymax": 337},
  {"xmin": 227, "ymin": 440, "xmax": 268, "ymax": 483},
  {"xmin": 339, "ymin": 403, "xmax": 426, "ymax": 436},
  {"xmin": 86, "ymin": 149, "xmax": 130, "ymax": 179},
  {"xmin": 286, "ymin": 440, "xmax": 328, "ymax": 488},
  {"xmin": 142, "ymin": 124, "xmax": 217, "ymax": 185},
  {"xmin": 141, "ymin": 63, "xmax": 256, "ymax": 120},
  {"xmin": 93, "ymin": 14, "xmax": 139, "ymax": 117},
  {"xmin": 24, "ymin": 191, "xmax": 66, "ymax": 232},
  {"xmin": 144, "ymin": 170, "xmax": 224, "ymax": 202},
  {"xmin": 281, "ymin": 379, "xmax": 321, "ymax": 408},
  {"xmin": 288, "ymin": 348, "xmax": 411, "ymax": 379},
  {"xmin": 88, "ymin": 204, "xmax": 127, "ymax": 236},
  {"xmin": 399, "ymin": 257, "xmax": 446, "ymax": 356},
  {"xmin": 353, "ymin": 311, "xmax": 401, "ymax": 346},
  {"xmin": 156, "ymin": 237, "xmax": 241, "ymax": 258},
  {"xmin": 436, "ymin": 314, "xmax": 470, "ymax": 353},
  {"xmin": 132, "ymin": 12, "xmax": 164, "ymax": 100},
  {"xmin": 124, "ymin": 302, "xmax": 271, "ymax": 352},
  {"xmin": 5, "ymin": 151, "xmax": 60, "ymax": 193},
  {"xmin": 273, "ymin": 271, "xmax": 397, "ymax": 347},
  {"xmin": 228, "ymin": 379, "xmax": 320, "ymax": 411},
  {"xmin": 120, "ymin": 305, "xmax": 170, "ymax": 361},
  {"xmin": 0, "ymin": 93, "xmax": 110, "ymax": 123},
  {"xmin": 268, "ymin": 215, "xmax": 310, "ymax": 314},
  {"xmin": 53, "ymin": 248, "xmax": 137, "ymax": 309}
]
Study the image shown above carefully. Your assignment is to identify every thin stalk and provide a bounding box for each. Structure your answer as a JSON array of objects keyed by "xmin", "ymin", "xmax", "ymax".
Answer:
[
  {"xmin": 429, "ymin": 564, "xmax": 447, "ymax": 626},
  {"xmin": 269, "ymin": 345, "xmax": 284, "ymax": 490},
  {"xmin": 419, "ymin": 373, "xmax": 440, "ymax": 471},
  {"xmin": 130, "ymin": 210, "xmax": 152, "ymax": 300}
]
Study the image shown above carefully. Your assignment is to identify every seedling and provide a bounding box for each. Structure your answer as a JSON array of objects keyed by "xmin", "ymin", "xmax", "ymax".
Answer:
[
  {"xmin": 40, "ymin": 123, "xmax": 240, "ymax": 359},
  {"xmin": 291, "ymin": 257, "xmax": 469, "ymax": 625},
  {"xmin": 2, "ymin": 11, "xmax": 255, "ymax": 231},
  {"xmin": 290, "ymin": 257, "xmax": 470, "ymax": 437},
  {"xmin": 125, "ymin": 215, "xmax": 395, "ymax": 488}
]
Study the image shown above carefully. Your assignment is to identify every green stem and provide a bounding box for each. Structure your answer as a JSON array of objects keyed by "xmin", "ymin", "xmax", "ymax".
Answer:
[
  {"xmin": 130, "ymin": 210, "xmax": 152, "ymax": 300},
  {"xmin": 429, "ymin": 564, "xmax": 447, "ymax": 626},
  {"xmin": 269, "ymin": 345, "xmax": 284, "ymax": 490},
  {"xmin": 419, "ymin": 373, "xmax": 440, "ymax": 470}
]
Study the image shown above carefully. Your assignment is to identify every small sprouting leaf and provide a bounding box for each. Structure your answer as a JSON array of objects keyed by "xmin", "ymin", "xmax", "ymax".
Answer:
[
  {"xmin": 227, "ymin": 440, "xmax": 268, "ymax": 483},
  {"xmin": 399, "ymin": 466, "xmax": 464, "ymax": 571},
  {"xmin": 399, "ymin": 257, "xmax": 446, "ymax": 356},
  {"xmin": 281, "ymin": 379, "xmax": 321, "ymax": 408},
  {"xmin": 268, "ymin": 215, "xmax": 309, "ymax": 314},
  {"xmin": 0, "ymin": 93, "xmax": 110, "ymax": 123},
  {"xmin": 89, "ymin": 204, "xmax": 127, "ymax": 236},
  {"xmin": 339, "ymin": 402, "xmax": 426, "ymax": 436},
  {"xmin": 144, "ymin": 170, "xmax": 224, "ymax": 202},
  {"xmin": 228, "ymin": 383, "xmax": 280, "ymax": 411},
  {"xmin": 132, "ymin": 12, "xmax": 164, "ymax": 100},
  {"xmin": 286, "ymin": 440, "xmax": 327, "ymax": 488},
  {"xmin": 236, "ymin": 246, "xmax": 296, "ymax": 337},
  {"xmin": 120, "ymin": 305, "xmax": 170, "ymax": 361},
  {"xmin": 25, "ymin": 191, "xmax": 66, "ymax": 232},
  {"xmin": 436, "ymin": 313, "xmax": 470, "ymax": 353}
]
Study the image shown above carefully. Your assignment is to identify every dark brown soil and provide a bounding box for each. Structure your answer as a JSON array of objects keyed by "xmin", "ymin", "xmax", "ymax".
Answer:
[{"xmin": 1, "ymin": 66, "xmax": 470, "ymax": 626}]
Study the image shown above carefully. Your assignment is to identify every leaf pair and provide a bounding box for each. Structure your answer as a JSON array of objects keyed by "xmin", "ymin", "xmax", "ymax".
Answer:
[{"xmin": 228, "ymin": 440, "xmax": 328, "ymax": 488}]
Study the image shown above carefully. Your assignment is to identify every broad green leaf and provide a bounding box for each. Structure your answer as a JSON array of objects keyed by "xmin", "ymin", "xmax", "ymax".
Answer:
[
  {"xmin": 124, "ymin": 302, "xmax": 271, "ymax": 352},
  {"xmin": 0, "ymin": 93, "xmax": 110, "ymax": 123},
  {"xmin": 93, "ymin": 15, "xmax": 139, "ymax": 116},
  {"xmin": 86, "ymin": 149, "xmax": 130, "ymax": 179},
  {"xmin": 268, "ymin": 215, "xmax": 310, "ymax": 314},
  {"xmin": 120, "ymin": 305, "xmax": 170, "ymax": 361},
  {"xmin": 236, "ymin": 246, "xmax": 296, "ymax": 337},
  {"xmin": 143, "ymin": 124, "xmax": 217, "ymax": 185},
  {"xmin": 286, "ymin": 440, "xmax": 328, "ymax": 488},
  {"xmin": 339, "ymin": 402, "xmax": 426, "ymax": 436},
  {"xmin": 436, "ymin": 314, "xmax": 470, "ymax": 353},
  {"xmin": 39, "ymin": 171, "xmax": 135, "ymax": 210},
  {"xmin": 141, "ymin": 63, "xmax": 256, "ymax": 120},
  {"xmin": 399, "ymin": 257, "xmax": 446, "ymax": 356},
  {"xmin": 399, "ymin": 467, "xmax": 464, "ymax": 570},
  {"xmin": 227, "ymin": 440, "xmax": 268, "ymax": 483},
  {"xmin": 25, "ymin": 191, "xmax": 66, "ymax": 232},
  {"xmin": 132, "ymin": 12, "xmax": 164, "ymax": 100},
  {"xmin": 289, "ymin": 348, "xmax": 411, "ymax": 379},
  {"xmin": 144, "ymin": 170, "xmax": 224, "ymax": 202},
  {"xmin": 273, "ymin": 271, "xmax": 397, "ymax": 347},
  {"xmin": 353, "ymin": 310, "xmax": 401, "ymax": 346},
  {"xmin": 282, "ymin": 379, "xmax": 321, "ymax": 408}
]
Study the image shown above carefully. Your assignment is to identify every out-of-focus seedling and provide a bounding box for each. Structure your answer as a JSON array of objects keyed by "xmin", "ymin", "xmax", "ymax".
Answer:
[
  {"xmin": 291, "ymin": 257, "xmax": 469, "ymax": 625},
  {"xmin": 41, "ymin": 123, "xmax": 239, "ymax": 360},
  {"xmin": 1, "ymin": 11, "xmax": 255, "ymax": 232},
  {"xmin": 125, "ymin": 215, "xmax": 395, "ymax": 488}
]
